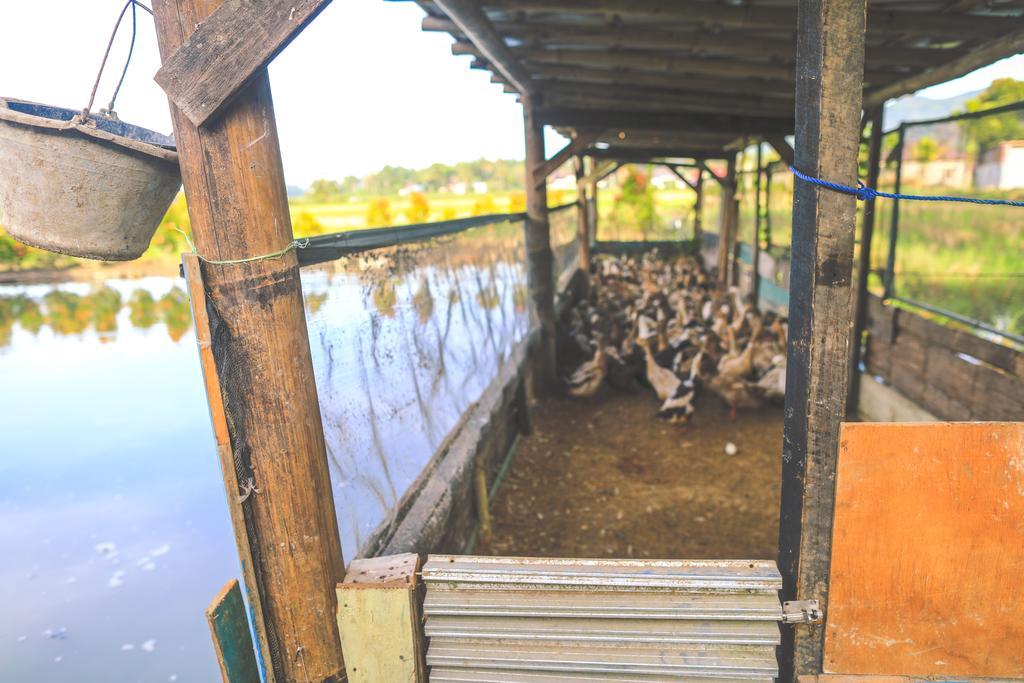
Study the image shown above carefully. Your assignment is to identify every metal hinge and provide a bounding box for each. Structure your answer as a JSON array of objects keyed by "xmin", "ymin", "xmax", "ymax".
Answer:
[{"xmin": 782, "ymin": 600, "xmax": 823, "ymax": 624}]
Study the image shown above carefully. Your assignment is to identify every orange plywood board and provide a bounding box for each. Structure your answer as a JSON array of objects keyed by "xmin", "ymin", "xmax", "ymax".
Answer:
[{"xmin": 826, "ymin": 422, "xmax": 1024, "ymax": 678}]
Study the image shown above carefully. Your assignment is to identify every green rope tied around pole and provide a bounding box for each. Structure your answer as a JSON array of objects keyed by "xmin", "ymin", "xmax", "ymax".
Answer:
[{"xmin": 174, "ymin": 227, "xmax": 309, "ymax": 265}]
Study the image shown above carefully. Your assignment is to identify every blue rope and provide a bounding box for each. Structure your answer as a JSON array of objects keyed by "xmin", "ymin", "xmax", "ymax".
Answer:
[{"xmin": 789, "ymin": 165, "xmax": 1024, "ymax": 207}]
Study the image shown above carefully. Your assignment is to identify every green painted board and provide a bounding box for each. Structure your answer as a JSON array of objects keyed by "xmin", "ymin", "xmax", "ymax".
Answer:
[{"xmin": 207, "ymin": 579, "xmax": 261, "ymax": 683}]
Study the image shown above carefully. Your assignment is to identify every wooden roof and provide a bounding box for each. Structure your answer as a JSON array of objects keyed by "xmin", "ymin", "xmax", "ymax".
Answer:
[{"xmin": 395, "ymin": 0, "xmax": 1024, "ymax": 160}]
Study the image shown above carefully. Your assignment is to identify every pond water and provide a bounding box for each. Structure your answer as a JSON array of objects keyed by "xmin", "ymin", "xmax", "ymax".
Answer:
[{"xmin": 0, "ymin": 277, "xmax": 235, "ymax": 682}]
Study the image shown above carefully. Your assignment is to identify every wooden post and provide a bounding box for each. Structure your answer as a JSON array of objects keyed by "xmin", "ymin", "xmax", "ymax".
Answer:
[
  {"xmin": 153, "ymin": 2, "xmax": 345, "ymax": 682},
  {"xmin": 575, "ymin": 155, "xmax": 590, "ymax": 272},
  {"xmin": 717, "ymin": 155, "xmax": 737, "ymax": 285},
  {"xmin": 588, "ymin": 170, "xmax": 599, "ymax": 244},
  {"xmin": 693, "ymin": 166, "xmax": 704, "ymax": 241},
  {"xmin": 847, "ymin": 105, "xmax": 885, "ymax": 416},
  {"xmin": 752, "ymin": 144, "xmax": 762, "ymax": 307},
  {"xmin": 778, "ymin": 0, "xmax": 866, "ymax": 679},
  {"xmin": 523, "ymin": 98, "xmax": 557, "ymax": 389}
]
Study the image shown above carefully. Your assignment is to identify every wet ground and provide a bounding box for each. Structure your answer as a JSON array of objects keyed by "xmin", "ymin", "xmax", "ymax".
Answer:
[{"xmin": 483, "ymin": 390, "xmax": 783, "ymax": 561}]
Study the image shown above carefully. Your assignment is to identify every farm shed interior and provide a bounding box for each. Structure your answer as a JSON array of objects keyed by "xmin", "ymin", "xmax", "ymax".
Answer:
[{"xmin": 10, "ymin": 0, "xmax": 1016, "ymax": 680}]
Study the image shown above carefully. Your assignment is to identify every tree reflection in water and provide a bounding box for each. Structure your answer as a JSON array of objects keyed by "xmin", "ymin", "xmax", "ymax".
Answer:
[{"xmin": 0, "ymin": 284, "xmax": 194, "ymax": 348}]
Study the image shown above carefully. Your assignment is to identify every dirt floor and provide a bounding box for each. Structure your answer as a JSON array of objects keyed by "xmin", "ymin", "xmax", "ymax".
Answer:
[{"xmin": 482, "ymin": 390, "xmax": 783, "ymax": 561}]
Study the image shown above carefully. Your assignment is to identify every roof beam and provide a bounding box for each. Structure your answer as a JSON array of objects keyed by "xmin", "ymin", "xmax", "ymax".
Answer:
[
  {"xmin": 454, "ymin": 42, "xmax": 796, "ymax": 82},
  {"xmin": 668, "ymin": 165, "xmax": 699, "ymax": 192},
  {"xmin": 766, "ymin": 135, "xmax": 795, "ymax": 167},
  {"xmin": 538, "ymin": 88, "xmax": 793, "ymax": 118},
  {"xmin": 533, "ymin": 131, "xmax": 600, "ymax": 187},
  {"xmin": 425, "ymin": 16, "xmax": 963, "ymax": 67},
  {"xmin": 530, "ymin": 64, "xmax": 796, "ymax": 100},
  {"xmin": 464, "ymin": 0, "xmax": 1013, "ymax": 38},
  {"xmin": 863, "ymin": 27, "xmax": 1024, "ymax": 108},
  {"xmin": 533, "ymin": 107, "xmax": 793, "ymax": 135},
  {"xmin": 432, "ymin": 0, "xmax": 535, "ymax": 95}
]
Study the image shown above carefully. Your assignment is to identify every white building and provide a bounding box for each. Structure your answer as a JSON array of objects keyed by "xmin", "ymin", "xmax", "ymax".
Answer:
[{"xmin": 975, "ymin": 140, "xmax": 1024, "ymax": 190}]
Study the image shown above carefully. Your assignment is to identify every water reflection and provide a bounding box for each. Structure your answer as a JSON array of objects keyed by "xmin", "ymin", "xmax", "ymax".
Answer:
[
  {"xmin": 0, "ymin": 283, "xmax": 193, "ymax": 347},
  {"xmin": 0, "ymin": 277, "xmax": 237, "ymax": 683}
]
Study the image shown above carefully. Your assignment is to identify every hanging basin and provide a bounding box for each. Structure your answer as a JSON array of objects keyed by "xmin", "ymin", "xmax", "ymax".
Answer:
[{"xmin": 0, "ymin": 97, "xmax": 181, "ymax": 261}]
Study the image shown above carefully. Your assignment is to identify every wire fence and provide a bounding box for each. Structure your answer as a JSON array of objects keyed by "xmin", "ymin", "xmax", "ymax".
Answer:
[{"xmin": 871, "ymin": 102, "xmax": 1024, "ymax": 341}]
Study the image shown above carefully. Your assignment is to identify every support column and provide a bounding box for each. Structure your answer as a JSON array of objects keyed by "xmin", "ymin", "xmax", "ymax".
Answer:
[
  {"xmin": 693, "ymin": 167, "xmax": 703, "ymax": 241},
  {"xmin": 778, "ymin": 0, "xmax": 867, "ymax": 679},
  {"xmin": 574, "ymin": 155, "xmax": 590, "ymax": 272},
  {"xmin": 847, "ymin": 105, "xmax": 885, "ymax": 416},
  {"xmin": 587, "ymin": 169, "xmax": 599, "ymax": 245},
  {"xmin": 717, "ymin": 156, "xmax": 737, "ymax": 285},
  {"xmin": 153, "ymin": 2, "xmax": 345, "ymax": 681},
  {"xmin": 523, "ymin": 98, "xmax": 557, "ymax": 390},
  {"xmin": 752, "ymin": 144, "xmax": 763, "ymax": 307}
]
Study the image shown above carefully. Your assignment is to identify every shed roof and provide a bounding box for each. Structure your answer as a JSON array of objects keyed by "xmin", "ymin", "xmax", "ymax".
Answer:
[{"xmin": 395, "ymin": 0, "xmax": 1024, "ymax": 160}]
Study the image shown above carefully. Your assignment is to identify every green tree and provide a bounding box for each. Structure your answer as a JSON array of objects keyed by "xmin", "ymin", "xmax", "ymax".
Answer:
[
  {"xmin": 308, "ymin": 179, "xmax": 343, "ymax": 203},
  {"xmin": 912, "ymin": 136, "xmax": 940, "ymax": 161},
  {"xmin": 958, "ymin": 78, "xmax": 1024, "ymax": 156}
]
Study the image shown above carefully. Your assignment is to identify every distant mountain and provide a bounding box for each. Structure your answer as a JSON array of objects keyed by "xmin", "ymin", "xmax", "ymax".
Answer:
[
  {"xmin": 883, "ymin": 90, "xmax": 982, "ymax": 129},
  {"xmin": 287, "ymin": 184, "xmax": 307, "ymax": 198}
]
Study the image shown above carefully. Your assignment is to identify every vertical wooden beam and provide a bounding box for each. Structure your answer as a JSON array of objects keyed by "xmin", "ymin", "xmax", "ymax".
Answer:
[
  {"xmin": 574, "ymin": 155, "xmax": 591, "ymax": 272},
  {"xmin": 847, "ymin": 105, "xmax": 885, "ymax": 416},
  {"xmin": 752, "ymin": 144, "xmax": 763, "ymax": 307},
  {"xmin": 779, "ymin": 0, "xmax": 866, "ymax": 679},
  {"xmin": 717, "ymin": 155, "xmax": 737, "ymax": 285},
  {"xmin": 153, "ymin": 2, "xmax": 345, "ymax": 682},
  {"xmin": 523, "ymin": 97, "xmax": 557, "ymax": 389},
  {"xmin": 588, "ymin": 169, "xmax": 599, "ymax": 243},
  {"xmin": 693, "ymin": 167, "xmax": 704, "ymax": 241}
]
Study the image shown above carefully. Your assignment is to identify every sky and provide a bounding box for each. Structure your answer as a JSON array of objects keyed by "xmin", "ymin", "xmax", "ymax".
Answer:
[{"xmin": 1, "ymin": 0, "xmax": 1021, "ymax": 188}]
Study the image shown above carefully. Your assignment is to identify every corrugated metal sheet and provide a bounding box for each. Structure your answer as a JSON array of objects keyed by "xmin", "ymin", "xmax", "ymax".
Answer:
[{"xmin": 422, "ymin": 556, "xmax": 783, "ymax": 681}]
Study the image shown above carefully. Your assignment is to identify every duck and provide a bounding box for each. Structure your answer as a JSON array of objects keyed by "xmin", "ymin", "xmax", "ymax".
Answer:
[{"xmin": 565, "ymin": 342, "xmax": 608, "ymax": 398}]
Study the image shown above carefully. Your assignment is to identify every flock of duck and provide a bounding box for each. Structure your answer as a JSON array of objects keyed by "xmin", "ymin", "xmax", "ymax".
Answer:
[{"xmin": 561, "ymin": 253, "xmax": 788, "ymax": 423}]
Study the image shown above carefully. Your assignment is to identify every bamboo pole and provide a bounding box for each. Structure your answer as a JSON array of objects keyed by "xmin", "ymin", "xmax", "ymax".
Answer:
[
  {"xmin": 778, "ymin": 0, "xmax": 867, "ymax": 677},
  {"xmin": 523, "ymin": 98, "xmax": 557, "ymax": 390},
  {"xmin": 152, "ymin": 2, "xmax": 345, "ymax": 681}
]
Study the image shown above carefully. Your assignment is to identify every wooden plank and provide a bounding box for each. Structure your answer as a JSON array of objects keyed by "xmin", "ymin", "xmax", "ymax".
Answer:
[
  {"xmin": 533, "ymin": 131, "xmax": 599, "ymax": 188},
  {"xmin": 717, "ymin": 156, "xmax": 737, "ymax": 285},
  {"xmin": 574, "ymin": 155, "xmax": 590, "ymax": 272},
  {"xmin": 532, "ymin": 107, "xmax": 793, "ymax": 135},
  {"xmin": 421, "ymin": 0, "xmax": 1012, "ymax": 38},
  {"xmin": 863, "ymin": 28, "xmax": 1024, "ymax": 108},
  {"xmin": 827, "ymin": 422, "xmax": 1024, "ymax": 677},
  {"xmin": 154, "ymin": 0, "xmax": 332, "ymax": 127},
  {"xmin": 153, "ymin": 3, "xmax": 346, "ymax": 681},
  {"xmin": 779, "ymin": 0, "xmax": 866, "ymax": 678},
  {"xmin": 183, "ymin": 254, "xmax": 271, "ymax": 677},
  {"xmin": 532, "ymin": 64, "xmax": 797, "ymax": 100},
  {"xmin": 766, "ymin": 135, "xmax": 795, "ymax": 168},
  {"xmin": 336, "ymin": 554, "xmax": 425, "ymax": 683},
  {"xmin": 425, "ymin": 15, "xmax": 962, "ymax": 67},
  {"xmin": 207, "ymin": 579, "xmax": 262, "ymax": 683},
  {"xmin": 434, "ymin": 0, "xmax": 534, "ymax": 95}
]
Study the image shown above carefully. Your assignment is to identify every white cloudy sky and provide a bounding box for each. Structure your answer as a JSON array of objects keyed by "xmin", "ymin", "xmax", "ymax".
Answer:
[{"xmin": 1, "ymin": 0, "xmax": 1020, "ymax": 187}]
